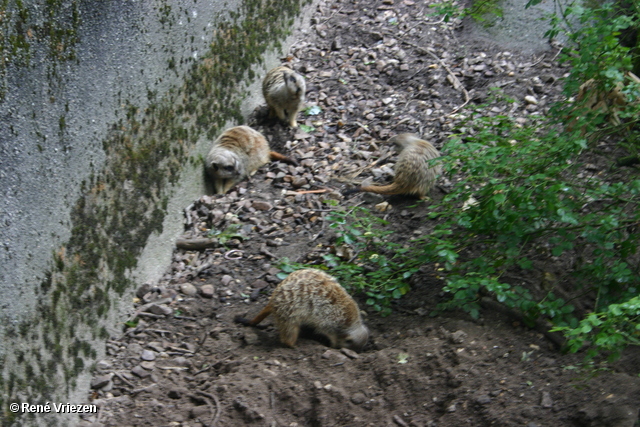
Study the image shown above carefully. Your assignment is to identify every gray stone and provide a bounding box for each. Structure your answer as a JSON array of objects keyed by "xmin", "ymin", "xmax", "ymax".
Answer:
[
  {"xmin": 90, "ymin": 374, "xmax": 113, "ymax": 390},
  {"xmin": 173, "ymin": 356, "xmax": 191, "ymax": 367},
  {"xmin": 179, "ymin": 283, "xmax": 197, "ymax": 296},
  {"xmin": 252, "ymin": 200, "xmax": 273, "ymax": 211},
  {"xmin": 351, "ymin": 392, "xmax": 367, "ymax": 404},
  {"xmin": 476, "ymin": 395, "xmax": 491, "ymax": 405},
  {"xmin": 140, "ymin": 361, "xmax": 155, "ymax": 370},
  {"xmin": 136, "ymin": 283, "xmax": 153, "ymax": 299},
  {"xmin": 131, "ymin": 365, "xmax": 151, "ymax": 378},
  {"xmin": 200, "ymin": 284, "xmax": 215, "ymax": 298},
  {"xmin": 141, "ymin": 350, "xmax": 156, "ymax": 361},
  {"xmin": 450, "ymin": 330, "xmax": 467, "ymax": 344},
  {"xmin": 146, "ymin": 303, "xmax": 173, "ymax": 316}
]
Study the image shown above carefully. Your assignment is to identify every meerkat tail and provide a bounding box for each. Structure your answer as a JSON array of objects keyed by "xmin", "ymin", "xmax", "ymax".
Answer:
[
  {"xmin": 344, "ymin": 182, "xmax": 407, "ymax": 196},
  {"xmin": 269, "ymin": 151, "xmax": 298, "ymax": 166},
  {"xmin": 235, "ymin": 305, "xmax": 273, "ymax": 327},
  {"xmin": 358, "ymin": 183, "xmax": 406, "ymax": 195},
  {"xmin": 342, "ymin": 187, "xmax": 363, "ymax": 196}
]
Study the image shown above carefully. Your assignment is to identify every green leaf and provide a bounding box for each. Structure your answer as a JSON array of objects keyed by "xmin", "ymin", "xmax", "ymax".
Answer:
[{"xmin": 304, "ymin": 105, "xmax": 322, "ymax": 115}]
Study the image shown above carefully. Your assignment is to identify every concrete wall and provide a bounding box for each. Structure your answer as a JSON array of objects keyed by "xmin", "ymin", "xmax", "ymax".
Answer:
[{"xmin": 0, "ymin": 0, "xmax": 309, "ymax": 425}]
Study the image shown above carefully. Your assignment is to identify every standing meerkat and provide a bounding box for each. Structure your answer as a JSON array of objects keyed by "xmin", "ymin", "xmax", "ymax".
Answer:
[
  {"xmin": 262, "ymin": 65, "xmax": 306, "ymax": 128},
  {"xmin": 236, "ymin": 269, "xmax": 369, "ymax": 352},
  {"xmin": 344, "ymin": 133, "xmax": 442, "ymax": 198},
  {"xmin": 206, "ymin": 125, "xmax": 296, "ymax": 194}
]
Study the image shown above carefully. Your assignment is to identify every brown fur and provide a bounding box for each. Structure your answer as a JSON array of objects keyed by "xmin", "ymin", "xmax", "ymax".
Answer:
[
  {"xmin": 345, "ymin": 133, "xmax": 442, "ymax": 198},
  {"xmin": 236, "ymin": 269, "xmax": 369, "ymax": 352},
  {"xmin": 205, "ymin": 125, "xmax": 295, "ymax": 194},
  {"xmin": 262, "ymin": 65, "xmax": 306, "ymax": 128}
]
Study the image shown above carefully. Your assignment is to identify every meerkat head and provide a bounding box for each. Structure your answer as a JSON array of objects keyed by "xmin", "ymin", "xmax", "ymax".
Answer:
[
  {"xmin": 284, "ymin": 71, "xmax": 305, "ymax": 98},
  {"xmin": 388, "ymin": 133, "xmax": 420, "ymax": 149},
  {"xmin": 207, "ymin": 150, "xmax": 245, "ymax": 179},
  {"xmin": 339, "ymin": 323, "xmax": 369, "ymax": 352}
]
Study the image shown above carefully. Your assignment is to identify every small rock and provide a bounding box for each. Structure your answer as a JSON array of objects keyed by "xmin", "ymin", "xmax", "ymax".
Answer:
[
  {"xmin": 449, "ymin": 330, "xmax": 467, "ymax": 344},
  {"xmin": 321, "ymin": 349, "xmax": 338, "ymax": 359},
  {"xmin": 146, "ymin": 303, "xmax": 173, "ymax": 316},
  {"xmin": 95, "ymin": 360, "xmax": 112, "ymax": 370},
  {"xmin": 167, "ymin": 389, "xmax": 183, "ymax": 399},
  {"xmin": 91, "ymin": 374, "xmax": 113, "ymax": 390},
  {"xmin": 540, "ymin": 391, "xmax": 553, "ymax": 408},
  {"xmin": 140, "ymin": 361, "xmax": 155, "ymax": 370},
  {"xmin": 141, "ymin": 350, "xmax": 156, "ymax": 361},
  {"xmin": 179, "ymin": 283, "xmax": 197, "ymax": 296},
  {"xmin": 351, "ymin": 392, "xmax": 367, "ymax": 405},
  {"xmin": 200, "ymin": 284, "xmax": 215, "ymax": 298},
  {"xmin": 291, "ymin": 176, "xmax": 308, "ymax": 188},
  {"xmin": 252, "ymin": 200, "xmax": 273, "ymax": 211},
  {"xmin": 540, "ymin": 74, "xmax": 556, "ymax": 83},
  {"xmin": 446, "ymin": 403, "xmax": 457, "ymax": 412},
  {"xmin": 147, "ymin": 342, "xmax": 165, "ymax": 353},
  {"xmin": 131, "ymin": 365, "xmax": 151, "ymax": 378},
  {"xmin": 173, "ymin": 356, "xmax": 191, "ymax": 367},
  {"xmin": 524, "ymin": 95, "xmax": 538, "ymax": 105},
  {"xmin": 136, "ymin": 283, "xmax": 153, "ymax": 299},
  {"xmin": 221, "ymin": 274, "xmax": 234, "ymax": 286},
  {"xmin": 476, "ymin": 395, "xmax": 491, "ymax": 405},
  {"xmin": 374, "ymin": 201, "xmax": 392, "ymax": 212},
  {"xmin": 322, "ymin": 349, "xmax": 348, "ymax": 363},
  {"xmin": 253, "ymin": 279, "xmax": 269, "ymax": 290}
]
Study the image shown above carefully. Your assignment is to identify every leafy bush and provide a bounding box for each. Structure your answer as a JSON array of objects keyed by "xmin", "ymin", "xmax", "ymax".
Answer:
[
  {"xmin": 279, "ymin": 207, "xmax": 418, "ymax": 316},
  {"xmin": 424, "ymin": 1, "xmax": 640, "ymax": 360}
]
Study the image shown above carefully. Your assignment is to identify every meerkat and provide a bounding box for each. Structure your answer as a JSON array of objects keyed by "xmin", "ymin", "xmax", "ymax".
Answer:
[
  {"xmin": 262, "ymin": 65, "xmax": 306, "ymax": 128},
  {"xmin": 205, "ymin": 125, "xmax": 295, "ymax": 194},
  {"xmin": 235, "ymin": 269, "xmax": 369, "ymax": 352},
  {"xmin": 344, "ymin": 133, "xmax": 442, "ymax": 198}
]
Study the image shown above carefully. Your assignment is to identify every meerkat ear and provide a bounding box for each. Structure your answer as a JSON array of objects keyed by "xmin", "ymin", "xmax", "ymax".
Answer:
[
  {"xmin": 209, "ymin": 163, "xmax": 219, "ymax": 171},
  {"xmin": 233, "ymin": 158, "xmax": 245, "ymax": 175}
]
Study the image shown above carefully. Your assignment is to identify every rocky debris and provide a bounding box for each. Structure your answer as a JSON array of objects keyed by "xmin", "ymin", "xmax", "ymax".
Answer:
[{"xmin": 90, "ymin": 373, "xmax": 113, "ymax": 390}]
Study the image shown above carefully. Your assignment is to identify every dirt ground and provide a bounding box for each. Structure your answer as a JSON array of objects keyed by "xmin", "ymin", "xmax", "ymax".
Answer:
[{"xmin": 81, "ymin": 0, "xmax": 640, "ymax": 426}]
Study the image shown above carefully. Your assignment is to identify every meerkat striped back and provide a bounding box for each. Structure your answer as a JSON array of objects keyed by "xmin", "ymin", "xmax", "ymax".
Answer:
[
  {"xmin": 235, "ymin": 269, "xmax": 369, "ymax": 352},
  {"xmin": 343, "ymin": 134, "xmax": 442, "ymax": 198}
]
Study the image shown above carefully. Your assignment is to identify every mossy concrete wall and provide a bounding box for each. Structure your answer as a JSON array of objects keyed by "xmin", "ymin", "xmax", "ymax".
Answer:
[{"xmin": 0, "ymin": 0, "xmax": 310, "ymax": 425}]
